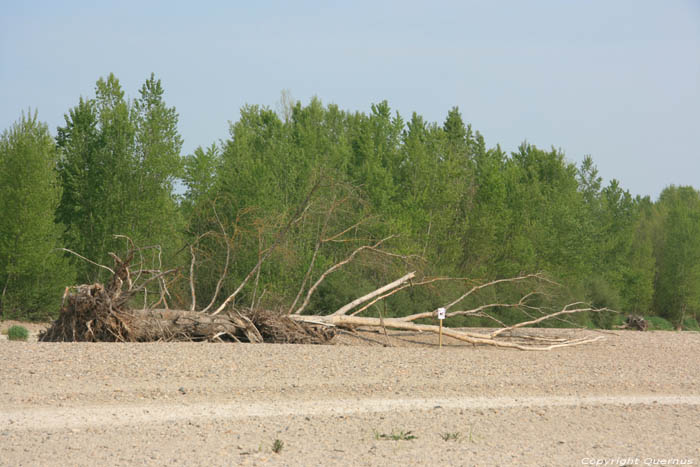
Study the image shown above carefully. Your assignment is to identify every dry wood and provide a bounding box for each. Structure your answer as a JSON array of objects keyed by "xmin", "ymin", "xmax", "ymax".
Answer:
[
  {"xmin": 40, "ymin": 251, "xmax": 335, "ymax": 344},
  {"xmin": 293, "ymin": 235, "xmax": 398, "ymax": 315},
  {"xmin": 330, "ymin": 271, "xmax": 416, "ymax": 316},
  {"xmin": 189, "ymin": 244, "xmax": 197, "ymax": 311},
  {"xmin": 212, "ymin": 180, "xmax": 321, "ymax": 315},
  {"xmin": 291, "ymin": 313, "xmax": 603, "ymax": 350},
  {"xmin": 201, "ymin": 207, "xmax": 233, "ymax": 313},
  {"xmin": 289, "ymin": 271, "xmax": 607, "ymax": 350},
  {"xmin": 42, "ymin": 186, "xmax": 606, "ymax": 351},
  {"xmin": 617, "ymin": 314, "xmax": 648, "ymax": 331}
]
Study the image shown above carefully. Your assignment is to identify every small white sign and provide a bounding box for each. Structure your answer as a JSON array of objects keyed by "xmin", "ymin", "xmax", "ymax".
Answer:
[{"xmin": 437, "ymin": 307, "xmax": 446, "ymax": 320}]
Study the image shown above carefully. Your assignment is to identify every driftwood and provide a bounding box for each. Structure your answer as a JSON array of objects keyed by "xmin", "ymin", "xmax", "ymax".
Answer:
[
  {"xmin": 40, "ymin": 248, "xmax": 605, "ymax": 350},
  {"xmin": 42, "ymin": 186, "xmax": 607, "ymax": 350},
  {"xmin": 39, "ymin": 252, "xmax": 335, "ymax": 344},
  {"xmin": 617, "ymin": 314, "xmax": 649, "ymax": 331},
  {"xmin": 290, "ymin": 274, "xmax": 606, "ymax": 351}
]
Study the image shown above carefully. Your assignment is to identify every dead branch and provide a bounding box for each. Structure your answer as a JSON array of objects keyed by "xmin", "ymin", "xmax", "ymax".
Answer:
[
  {"xmin": 189, "ymin": 244, "xmax": 197, "ymax": 311},
  {"xmin": 291, "ymin": 313, "xmax": 603, "ymax": 350},
  {"xmin": 41, "ymin": 251, "xmax": 335, "ymax": 344},
  {"xmin": 322, "ymin": 217, "xmax": 371, "ymax": 243},
  {"xmin": 58, "ymin": 248, "xmax": 115, "ymax": 275},
  {"xmin": 331, "ymin": 271, "xmax": 416, "ymax": 316},
  {"xmin": 443, "ymin": 273, "xmax": 554, "ymax": 311},
  {"xmin": 201, "ymin": 206, "xmax": 233, "ymax": 313},
  {"xmin": 293, "ymin": 235, "xmax": 397, "ymax": 315},
  {"xmin": 287, "ymin": 272, "xmax": 605, "ymax": 350},
  {"xmin": 250, "ymin": 226, "xmax": 264, "ymax": 308},
  {"xmin": 288, "ymin": 194, "xmax": 339, "ymax": 314},
  {"xmin": 616, "ymin": 315, "xmax": 648, "ymax": 331},
  {"xmin": 212, "ymin": 179, "xmax": 321, "ymax": 315}
]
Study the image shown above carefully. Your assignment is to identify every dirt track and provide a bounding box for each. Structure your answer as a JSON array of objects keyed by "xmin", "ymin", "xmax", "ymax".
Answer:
[{"xmin": 1, "ymin": 326, "xmax": 699, "ymax": 466}]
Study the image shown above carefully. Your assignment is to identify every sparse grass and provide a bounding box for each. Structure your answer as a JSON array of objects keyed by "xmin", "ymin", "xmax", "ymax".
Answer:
[
  {"xmin": 467, "ymin": 425, "xmax": 476, "ymax": 443},
  {"xmin": 374, "ymin": 429, "xmax": 417, "ymax": 441},
  {"xmin": 0, "ymin": 328, "xmax": 8, "ymax": 335},
  {"xmin": 272, "ymin": 439, "xmax": 284, "ymax": 454},
  {"xmin": 440, "ymin": 432, "xmax": 461, "ymax": 441},
  {"xmin": 7, "ymin": 325, "xmax": 29, "ymax": 341}
]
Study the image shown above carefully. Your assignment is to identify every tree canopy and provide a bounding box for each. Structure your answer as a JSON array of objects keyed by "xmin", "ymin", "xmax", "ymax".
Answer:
[{"xmin": 1, "ymin": 76, "xmax": 697, "ymax": 329}]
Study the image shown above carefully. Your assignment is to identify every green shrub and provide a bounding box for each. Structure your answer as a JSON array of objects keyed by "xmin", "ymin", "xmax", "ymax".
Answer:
[
  {"xmin": 271, "ymin": 439, "xmax": 284, "ymax": 454},
  {"xmin": 586, "ymin": 279, "xmax": 621, "ymax": 329},
  {"xmin": 681, "ymin": 316, "xmax": 700, "ymax": 331},
  {"xmin": 645, "ymin": 316, "xmax": 674, "ymax": 331},
  {"xmin": 7, "ymin": 325, "xmax": 29, "ymax": 341},
  {"xmin": 373, "ymin": 429, "xmax": 417, "ymax": 441}
]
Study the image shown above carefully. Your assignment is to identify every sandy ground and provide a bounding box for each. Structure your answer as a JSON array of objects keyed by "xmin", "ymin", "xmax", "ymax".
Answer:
[{"xmin": 1, "ymin": 325, "xmax": 699, "ymax": 466}]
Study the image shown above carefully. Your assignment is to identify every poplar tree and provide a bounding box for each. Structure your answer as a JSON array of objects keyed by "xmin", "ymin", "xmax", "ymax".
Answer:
[
  {"xmin": 57, "ymin": 74, "xmax": 183, "ymax": 281},
  {"xmin": 0, "ymin": 110, "xmax": 73, "ymax": 319},
  {"xmin": 652, "ymin": 186, "xmax": 700, "ymax": 326}
]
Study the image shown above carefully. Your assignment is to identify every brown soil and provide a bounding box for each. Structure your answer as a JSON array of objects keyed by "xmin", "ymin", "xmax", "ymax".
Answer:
[{"xmin": 1, "ymin": 327, "xmax": 699, "ymax": 466}]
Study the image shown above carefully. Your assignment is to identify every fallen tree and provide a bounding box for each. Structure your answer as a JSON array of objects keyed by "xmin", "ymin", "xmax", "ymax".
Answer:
[
  {"xmin": 41, "ymin": 247, "xmax": 605, "ymax": 349},
  {"xmin": 41, "ymin": 184, "xmax": 607, "ymax": 349},
  {"xmin": 290, "ymin": 273, "xmax": 605, "ymax": 350},
  {"xmin": 617, "ymin": 314, "xmax": 648, "ymax": 331},
  {"xmin": 40, "ymin": 249, "xmax": 335, "ymax": 344}
]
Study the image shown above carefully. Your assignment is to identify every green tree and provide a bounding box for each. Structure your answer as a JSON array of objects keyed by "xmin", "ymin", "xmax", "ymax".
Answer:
[
  {"xmin": 621, "ymin": 196, "xmax": 655, "ymax": 314},
  {"xmin": 132, "ymin": 73, "xmax": 184, "ymax": 255},
  {"xmin": 182, "ymin": 143, "xmax": 221, "ymax": 216},
  {"xmin": 55, "ymin": 96, "xmax": 103, "ymax": 279},
  {"xmin": 57, "ymin": 73, "xmax": 183, "ymax": 281},
  {"xmin": 652, "ymin": 186, "xmax": 700, "ymax": 327},
  {"xmin": 57, "ymin": 74, "xmax": 135, "ymax": 280},
  {"xmin": 0, "ymin": 110, "xmax": 74, "ymax": 319}
]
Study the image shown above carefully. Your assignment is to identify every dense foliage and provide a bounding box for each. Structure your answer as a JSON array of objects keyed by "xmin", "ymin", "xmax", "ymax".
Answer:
[
  {"xmin": 0, "ymin": 111, "xmax": 73, "ymax": 320},
  {"xmin": 1, "ymin": 74, "xmax": 698, "ymax": 329}
]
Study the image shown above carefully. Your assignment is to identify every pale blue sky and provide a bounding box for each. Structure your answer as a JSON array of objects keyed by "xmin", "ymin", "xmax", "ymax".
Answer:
[{"xmin": 2, "ymin": 1, "xmax": 698, "ymax": 198}]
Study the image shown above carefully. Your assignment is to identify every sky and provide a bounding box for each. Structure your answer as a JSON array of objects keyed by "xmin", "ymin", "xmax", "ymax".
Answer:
[{"xmin": 1, "ymin": 0, "xmax": 698, "ymax": 199}]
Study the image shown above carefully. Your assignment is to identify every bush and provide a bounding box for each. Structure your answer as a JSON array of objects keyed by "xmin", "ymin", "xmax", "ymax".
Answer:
[
  {"xmin": 586, "ymin": 279, "xmax": 621, "ymax": 329},
  {"xmin": 681, "ymin": 316, "xmax": 700, "ymax": 331},
  {"xmin": 7, "ymin": 325, "xmax": 29, "ymax": 341},
  {"xmin": 645, "ymin": 316, "xmax": 674, "ymax": 331}
]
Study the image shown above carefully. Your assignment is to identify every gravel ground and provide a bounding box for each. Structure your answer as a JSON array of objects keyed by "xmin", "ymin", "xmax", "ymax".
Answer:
[{"xmin": 1, "ymin": 326, "xmax": 699, "ymax": 466}]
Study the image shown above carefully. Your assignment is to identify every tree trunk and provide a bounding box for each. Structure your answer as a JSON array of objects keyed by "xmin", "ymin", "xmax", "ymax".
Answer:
[{"xmin": 39, "ymin": 287, "xmax": 334, "ymax": 345}]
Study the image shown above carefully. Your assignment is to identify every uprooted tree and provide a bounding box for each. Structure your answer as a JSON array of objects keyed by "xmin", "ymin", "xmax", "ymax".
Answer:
[{"xmin": 41, "ymin": 181, "xmax": 607, "ymax": 350}]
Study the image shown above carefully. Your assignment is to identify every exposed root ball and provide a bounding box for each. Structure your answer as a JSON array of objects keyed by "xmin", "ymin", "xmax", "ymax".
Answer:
[
  {"xmin": 39, "ymin": 284, "xmax": 134, "ymax": 342},
  {"xmin": 40, "ymin": 251, "xmax": 335, "ymax": 344},
  {"xmin": 248, "ymin": 309, "xmax": 336, "ymax": 344}
]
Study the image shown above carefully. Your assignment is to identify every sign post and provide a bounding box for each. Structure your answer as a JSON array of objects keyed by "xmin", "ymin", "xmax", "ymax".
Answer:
[{"xmin": 437, "ymin": 307, "xmax": 446, "ymax": 348}]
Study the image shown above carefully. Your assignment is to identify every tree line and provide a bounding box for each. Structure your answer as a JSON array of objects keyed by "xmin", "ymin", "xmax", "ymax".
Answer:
[{"xmin": 1, "ymin": 73, "xmax": 699, "ymax": 329}]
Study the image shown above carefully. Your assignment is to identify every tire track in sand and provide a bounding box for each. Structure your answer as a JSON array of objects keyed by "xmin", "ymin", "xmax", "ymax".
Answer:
[{"xmin": 2, "ymin": 394, "xmax": 699, "ymax": 431}]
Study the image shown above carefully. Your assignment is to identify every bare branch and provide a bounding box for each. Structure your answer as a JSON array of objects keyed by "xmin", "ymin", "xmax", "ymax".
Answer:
[
  {"xmin": 57, "ymin": 248, "xmax": 114, "ymax": 275},
  {"xmin": 331, "ymin": 270, "xmax": 416, "ymax": 317},
  {"xmin": 189, "ymin": 245, "xmax": 197, "ymax": 311},
  {"xmin": 288, "ymin": 195, "xmax": 339, "ymax": 313},
  {"xmin": 213, "ymin": 179, "xmax": 322, "ymax": 315},
  {"xmin": 322, "ymin": 217, "xmax": 371, "ymax": 243},
  {"xmin": 291, "ymin": 313, "xmax": 604, "ymax": 351},
  {"xmin": 294, "ymin": 235, "xmax": 397, "ymax": 315},
  {"xmin": 489, "ymin": 306, "xmax": 606, "ymax": 338},
  {"xmin": 202, "ymin": 206, "xmax": 232, "ymax": 313},
  {"xmin": 250, "ymin": 227, "xmax": 263, "ymax": 309},
  {"xmin": 443, "ymin": 273, "xmax": 553, "ymax": 311},
  {"xmin": 129, "ymin": 269, "xmax": 178, "ymax": 297},
  {"xmin": 405, "ymin": 291, "xmax": 542, "ymax": 322}
]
